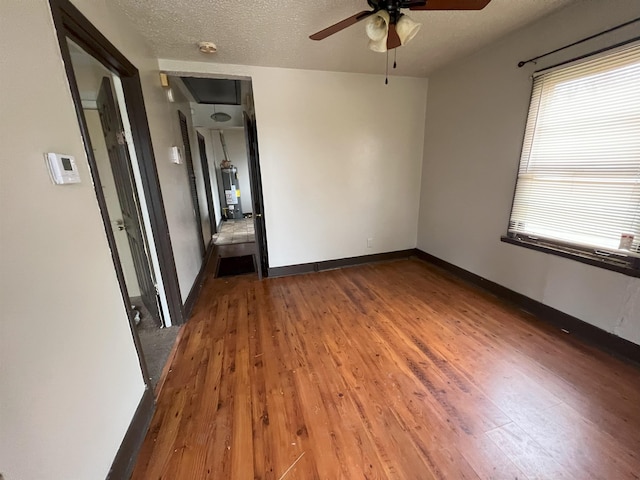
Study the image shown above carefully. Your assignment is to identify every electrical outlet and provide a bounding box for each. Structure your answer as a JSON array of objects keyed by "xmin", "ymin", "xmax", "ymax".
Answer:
[{"xmin": 367, "ymin": 237, "xmax": 373, "ymax": 248}]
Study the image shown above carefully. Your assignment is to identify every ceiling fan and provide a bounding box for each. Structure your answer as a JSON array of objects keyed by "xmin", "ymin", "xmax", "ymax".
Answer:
[{"xmin": 310, "ymin": 0, "xmax": 492, "ymax": 52}]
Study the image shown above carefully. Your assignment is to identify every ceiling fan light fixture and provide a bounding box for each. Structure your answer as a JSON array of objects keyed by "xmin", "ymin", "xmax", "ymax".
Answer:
[
  {"xmin": 366, "ymin": 10, "xmax": 389, "ymax": 41},
  {"xmin": 366, "ymin": 10, "xmax": 390, "ymax": 52},
  {"xmin": 396, "ymin": 14, "xmax": 422, "ymax": 46},
  {"xmin": 309, "ymin": 0, "xmax": 492, "ymax": 47}
]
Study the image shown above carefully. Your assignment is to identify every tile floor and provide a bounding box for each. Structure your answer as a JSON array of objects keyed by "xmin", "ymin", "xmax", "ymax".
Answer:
[{"xmin": 213, "ymin": 218, "xmax": 255, "ymax": 245}]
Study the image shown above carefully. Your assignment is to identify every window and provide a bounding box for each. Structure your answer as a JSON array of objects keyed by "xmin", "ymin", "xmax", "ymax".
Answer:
[{"xmin": 505, "ymin": 43, "xmax": 640, "ymax": 275}]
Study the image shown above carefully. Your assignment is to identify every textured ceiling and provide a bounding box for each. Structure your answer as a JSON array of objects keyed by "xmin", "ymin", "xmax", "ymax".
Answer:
[{"xmin": 112, "ymin": 0, "xmax": 576, "ymax": 77}]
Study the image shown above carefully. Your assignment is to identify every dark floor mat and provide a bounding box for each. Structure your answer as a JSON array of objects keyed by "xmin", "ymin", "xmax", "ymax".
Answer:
[{"xmin": 217, "ymin": 255, "xmax": 256, "ymax": 277}]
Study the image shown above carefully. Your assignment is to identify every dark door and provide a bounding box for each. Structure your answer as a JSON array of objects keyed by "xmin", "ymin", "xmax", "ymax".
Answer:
[
  {"xmin": 97, "ymin": 77, "xmax": 160, "ymax": 320},
  {"xmin": 179, "ymin": 111, "xmax": 206, "ymax": 258},
  {"xmin": 197, "ymin": 132, "xmax": 217, "ymax": 235},
  {"xmin": 243, "ymin": 112, "xmax": 269, "ymax": 279}
]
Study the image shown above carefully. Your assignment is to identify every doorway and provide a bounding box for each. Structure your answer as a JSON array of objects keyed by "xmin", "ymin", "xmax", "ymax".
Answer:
[
  {"xmin": 197, "ymin": 131, "xmax": 217, "ymax": 238},
  {"xmin": 53, "ymin": 3, "xmax": 184, "ymax": 392},
  {"xmin": 166, "ymin": 75, "xmax": 268, "ymax": 279},
  {"xmin": 94, "ymin": 75, "xmax": 161, "ymax": 323},
  {"xmin": 65, "ymin": 40, "xmax": 179, "ymax": 389}
]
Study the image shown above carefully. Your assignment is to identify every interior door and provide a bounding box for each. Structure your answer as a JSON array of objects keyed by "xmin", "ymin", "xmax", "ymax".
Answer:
[
  {"xmin": 178, "ymin": 111, "xmax": 206, "ymax": 258},
  {"xmin": 243, "ymin": 112, "xmax": 269, "ymax": 279},
  {"xmin": 197, "ymin": 132, "xmax": 217, "ymax": 235},
  {"xmin": 97, "ymin": 77, "xmax": 160, "ymax": 321}
]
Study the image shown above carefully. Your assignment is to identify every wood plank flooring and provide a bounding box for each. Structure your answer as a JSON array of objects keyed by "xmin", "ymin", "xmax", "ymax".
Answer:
[{"xmin": 131, "ymin": 259, "xmax": 640, "ymax": 479}]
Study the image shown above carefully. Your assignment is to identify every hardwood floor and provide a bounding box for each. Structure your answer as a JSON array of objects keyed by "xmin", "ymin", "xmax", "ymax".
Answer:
[{"xmin": 131, "ymin": 259, "xmax": 640, "ymax": 479}]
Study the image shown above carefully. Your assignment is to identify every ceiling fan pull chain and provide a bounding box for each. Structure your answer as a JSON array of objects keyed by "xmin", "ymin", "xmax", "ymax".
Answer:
[
  {"xmin": 385, "ymin": 49, "xmax": 389, "ymax": 85},
  {"xmin": 393, "ymin": 49, "xmax": 397, "ymax": 69}
]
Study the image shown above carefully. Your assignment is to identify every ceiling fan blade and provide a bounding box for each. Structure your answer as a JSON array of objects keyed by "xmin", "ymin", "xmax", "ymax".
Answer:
[
  {"xmin": 310, "ymin": 10, "xmax": 375, "ymax": 40},
  {"xmin": 409, "ymin": 0, "xmax": 491, "ymax": 10},
  {"xmin": 387, "ymin": 23, "xmax": 402, "ymax": 50}
]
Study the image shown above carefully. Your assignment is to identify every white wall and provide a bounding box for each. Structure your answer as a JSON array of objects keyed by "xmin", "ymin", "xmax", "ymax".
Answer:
[
  {"xmin": 211, "ymin": 128, "xmax": 254, "ymax": 214},
  {"xmin": 161, "ymin": 60, "xmax": 429, "ymax": 267},
  {"xmin": 417, "ymin": 0, "xmax": 640, "ymax": 345},
  {"xmin": 0, "ymin": 1, "xmax": 150, "ymax": 479},
  {"xmin": 170, "ymin": 83, "xmax": 212, "ymax": 256},
  {"xmin": 154, "ymin": 78, "xmax": 207, "ymax": 300}
]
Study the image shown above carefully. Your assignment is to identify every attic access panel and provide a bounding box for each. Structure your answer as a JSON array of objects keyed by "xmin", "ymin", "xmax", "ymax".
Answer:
[{"xmin": 180, "ymin": 77, "xmax": 241, "ymax": 105}]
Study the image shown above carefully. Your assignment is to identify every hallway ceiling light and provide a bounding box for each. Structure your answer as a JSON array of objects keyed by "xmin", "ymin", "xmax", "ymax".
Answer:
[
  {"xmin": 198, "ymin": 41, "xmax": 218, "ymax": 54},
  {"xmin": 211, "ymin": 112, "xmax": 232, "ymax": 122},
  {"xmin": 211, "ymin": 105, "xmax": 231, "ymax": 122}
]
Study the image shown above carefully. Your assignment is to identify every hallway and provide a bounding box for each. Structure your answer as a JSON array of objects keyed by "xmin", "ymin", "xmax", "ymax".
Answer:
[{"xmin": 131, "ymin": 259, "xmax": 640, "ymax": 479}]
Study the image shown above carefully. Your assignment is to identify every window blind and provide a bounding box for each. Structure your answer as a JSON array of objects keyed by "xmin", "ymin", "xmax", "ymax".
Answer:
[{"xmin": 508, "ymin": 42, "xmax": 640, "ymax": 256}]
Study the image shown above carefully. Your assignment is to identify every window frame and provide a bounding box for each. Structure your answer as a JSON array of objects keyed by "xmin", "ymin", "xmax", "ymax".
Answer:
[
  {"xmin": 500, "ymin": 235, "xmax": 640, "ymax": 277},
  {"xmin": 504, "ymin": 44, "xmax": 640, "ymax": 278}
]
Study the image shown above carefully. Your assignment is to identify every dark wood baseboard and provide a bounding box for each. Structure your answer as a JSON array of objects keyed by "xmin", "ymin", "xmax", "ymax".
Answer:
[
  {"xmin": 413, "ymin": 249, "xmax": 640, "ymax": 365},
  {"xmin": 183, "ymin": 240, "xmax": 215, "ymax": 320},
  {"xmin": 268, "ymin": 262, "xmax": 316, "ymax": 278},
  {"xmin": 106, "ymin": 387, "xmax": 154, "ymax": 480},
  {"xmin": 267, "ymin": 249, "xmax": 415, "ymax": 278}
]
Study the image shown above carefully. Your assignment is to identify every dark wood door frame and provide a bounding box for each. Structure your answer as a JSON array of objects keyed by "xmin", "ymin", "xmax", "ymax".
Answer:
[
  {"xmin": 243, "ymin": 112, "xmax": 270, "ymax": 277},
  {"xmin": 49, "ymin": 1, "xmax": 188, "ymax": 477},
  {"xmin": 178, "ymin": 111, "xmax": 206, "ymax": 257},
  {"xmin": 197, "ymin": 132, "xmax": 217, "ymax": 235},
  {"xmin": 49, "ymin": 0, "xmax": 185, "ymax": 372},
  {"xmin": 96, "ymin": 77, "xmax": 161, "ymax": 322}
]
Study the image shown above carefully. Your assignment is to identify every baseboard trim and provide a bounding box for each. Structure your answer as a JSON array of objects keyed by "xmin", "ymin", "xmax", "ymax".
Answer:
[
  {"xmin": 268, "ymin": 263, "xmax": 316, "ymax": 278},
  {"xmin": 106, "ymin": 387, "xmax": 154, "ymax": 480},
  {"xmin": 183, "ymin": 240, "xmax": 215, "ymax": 320},
  {"xmin": 413, "ymin": 249, "xmax": 640, "ymax": 365},
  {"xmin": 268, "ymin": 249, "xmax": 415, "ymax": 278}
]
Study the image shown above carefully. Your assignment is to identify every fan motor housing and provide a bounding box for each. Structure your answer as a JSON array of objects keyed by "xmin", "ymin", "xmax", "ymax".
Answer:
[{"xmin": 367, "ymin": 0, "xmax": 428, "ymax": 21}]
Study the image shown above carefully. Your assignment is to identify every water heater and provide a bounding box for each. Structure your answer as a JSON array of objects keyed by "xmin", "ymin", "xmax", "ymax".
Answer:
[{"xmin": 221, "ymin": 166, "xmax": 243, "ymax": 219}]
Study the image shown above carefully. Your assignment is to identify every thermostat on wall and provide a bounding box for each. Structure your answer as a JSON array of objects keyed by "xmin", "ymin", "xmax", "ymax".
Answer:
[{"xmin": 46, "ymin": 152, "xmax": 81, "ymax": 184}]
